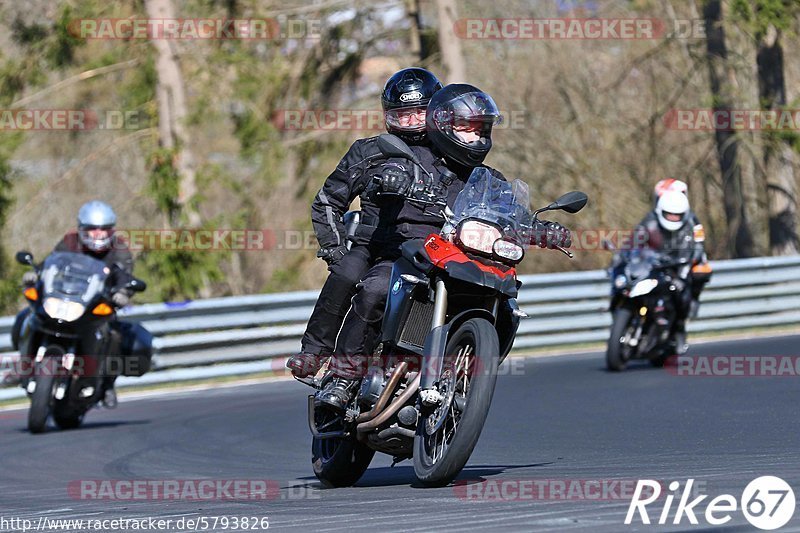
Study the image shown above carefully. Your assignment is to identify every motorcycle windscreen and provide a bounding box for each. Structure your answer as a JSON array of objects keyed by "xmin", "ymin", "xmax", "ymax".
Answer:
[
  {"xmin": 40, "ymin": 252, "xmax": 108, "ymax": 303},
  {"xmin": 450, "ymin": 167, "xmax": 533, "ymax": 248}
]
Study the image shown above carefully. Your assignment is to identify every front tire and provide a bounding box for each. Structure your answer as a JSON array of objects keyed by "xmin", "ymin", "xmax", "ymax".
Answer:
[
  {"xmin": 606, "ymin": 308, "xmax": 634, "ymax": 372},
  {"xmin": 53, "ymin": 407, "xmax": 84, "ymax": 430},
  {"xmin": 28, "ymin": 371, "xmax": 54, "ymax": 434},
  {"xmin": 311, "ymin": 407, "xmax": 375, "ymax": 488},
  {"xmin": 413, "ymin": 317, "xmax": 499, "ymax": 487}
]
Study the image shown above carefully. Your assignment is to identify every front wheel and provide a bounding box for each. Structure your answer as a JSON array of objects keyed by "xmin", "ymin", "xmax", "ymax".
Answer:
[
  {"xmin": 414, "ymin": 317, "xmax": 499, "ymax": 487},
  {"xmin": 53, "ymin": 405, "xmax": 84, "ymax": 430},
  {"xmin": 606, "ymin": 308, "xmax": 634, "ymax": 372},
  {"xmin": 28, "ymin": 371, "xmax": 54, "ymax": 434},
  {"xmin": 311, "ymin": 407, "xmax": 375, "ymax": 488}
]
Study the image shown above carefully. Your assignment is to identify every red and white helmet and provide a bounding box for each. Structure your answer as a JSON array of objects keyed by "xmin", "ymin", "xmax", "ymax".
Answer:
[
  {"xmin": 655, "ymin": 190, "xmax": 690, "ymax": 232},
  {"xmin": 654, "ymin": 178, "xmax": 688, "ymax": 199}
]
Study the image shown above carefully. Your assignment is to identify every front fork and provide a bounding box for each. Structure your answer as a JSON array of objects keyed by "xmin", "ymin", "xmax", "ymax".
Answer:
[
  {"xmin": 420, "ymin": 280, "xmax": 449, "ymax": 393},
  {"xmin": 25, "ymin": 342, "xmax": 77, "ymax": 401}
]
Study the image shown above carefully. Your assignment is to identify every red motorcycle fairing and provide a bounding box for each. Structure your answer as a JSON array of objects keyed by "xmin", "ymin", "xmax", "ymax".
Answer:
[{"xmin": 423, "ymin": 234, "xmax": 519, "ymax": 297}]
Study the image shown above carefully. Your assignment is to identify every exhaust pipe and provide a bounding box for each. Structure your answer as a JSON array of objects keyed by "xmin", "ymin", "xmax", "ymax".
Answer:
[
  {"xmin": 357, "ymin": 372, "xmax": 420, "ymax": 433},
  {"xmin": 356, "ymin": 361, "xmax": 408, "ymax": 423}
]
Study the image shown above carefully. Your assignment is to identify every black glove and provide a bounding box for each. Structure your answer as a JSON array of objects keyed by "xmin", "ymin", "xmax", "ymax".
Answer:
[
  {"xmin": 111, "ymin": 291, "xmax": 130, "ymax": 308},
  {"xmin": 378, "ymin": 162, "xmax": 413, "ymax": 196},
  {"xmin": 22, "ymin": 271, "xmax": 38, "ymax": 286},
  {"xmin": 531, "ymin": 221, "xmax": 572, "ymax": 250},
  {"xmin": 317, "ymin": 245, "xmax": 348, "ymax": 266}
]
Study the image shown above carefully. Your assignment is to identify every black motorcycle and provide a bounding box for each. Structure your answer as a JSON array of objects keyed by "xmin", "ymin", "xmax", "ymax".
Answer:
[
  {"xmin": 605, "ymin": 247, "xmax": 691, "ymax": 371},
  {"xmin": 14, "ymin": 250, "xmax": 151, "ymax": 433},
  {"xmin": 302, "ymin": 134, "xmax": 587, "ymax": 487}
]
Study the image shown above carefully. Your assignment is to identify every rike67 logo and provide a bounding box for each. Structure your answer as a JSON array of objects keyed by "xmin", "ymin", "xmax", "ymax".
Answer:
[{"xmin": 625, "ymin": 476, "xmax": 795, "ymax": 530}]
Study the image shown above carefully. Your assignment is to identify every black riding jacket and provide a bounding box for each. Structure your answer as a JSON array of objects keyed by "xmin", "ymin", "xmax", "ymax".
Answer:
[{"xmin": 310, "ymin": 138, "xmax": 504, "ymax": 251}]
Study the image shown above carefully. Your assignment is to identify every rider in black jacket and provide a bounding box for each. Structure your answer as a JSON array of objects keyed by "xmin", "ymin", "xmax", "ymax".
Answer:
[
  {"xmin": 634, "ymin": 189, "xmax": 710, "ymax": 353},
  {"xmin": 10, "ymin": 201, "xmax": 134, "ymax": 406},
  {"xmin": 316, "ymin": 84, "xmax": 573, "ymax": 410},
  {"xmin": 286, "ymin": 68, "xmax": 444, "ymax": 378}
]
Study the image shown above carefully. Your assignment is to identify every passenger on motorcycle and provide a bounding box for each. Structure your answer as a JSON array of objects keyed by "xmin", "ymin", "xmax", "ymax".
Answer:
[
  {"xmin": 316, "ymin": 84, "xmax": 572, "ymax": 410},
  {"xmin": 287, "ymin": 67, "xmax": 444, "ymax": 379}
]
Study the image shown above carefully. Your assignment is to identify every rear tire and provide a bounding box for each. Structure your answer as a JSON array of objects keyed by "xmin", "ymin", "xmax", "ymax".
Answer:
[
  {"xmin": 28, "ymin": 371, "xmax": 54, "ymax": 434},
  {"xmin": 606, "ymin": 308, "xmax": 633, "ymax": 372},
  {"xmin": 413, "ymin": 317, "xmax": 499, "ymax": 487},
  {"xmin": 311, "ymin": 407, "xmax": 375, "ymax": 488}
]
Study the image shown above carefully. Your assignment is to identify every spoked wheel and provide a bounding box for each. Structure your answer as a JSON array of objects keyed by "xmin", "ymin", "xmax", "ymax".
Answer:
[
  {"xmin": 311, "ymin": 406, "xmax": 374, "ymax": 488},
  {"xmin": 606, "ymin": 308, "xmax": 635, "ymax": 372},
  {"xmin": 414, "ymin": 318, "xmax": 499, "ymax": 487}
]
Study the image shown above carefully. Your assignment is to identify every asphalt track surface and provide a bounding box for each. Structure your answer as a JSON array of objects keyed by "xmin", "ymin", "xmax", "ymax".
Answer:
[{"xmin": 1, "ymin": 334, "xmax": 800, "ymax": 532}]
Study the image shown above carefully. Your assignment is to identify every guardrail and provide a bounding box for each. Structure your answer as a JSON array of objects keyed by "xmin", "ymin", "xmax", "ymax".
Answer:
[{"xmin": 1, "ymin": 255, "xmax": 799, "ymax": 375}]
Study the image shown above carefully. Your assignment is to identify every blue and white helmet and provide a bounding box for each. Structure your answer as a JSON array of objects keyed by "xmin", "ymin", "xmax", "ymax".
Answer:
[{"xmin": 77, "ymin": 200, "xmax": 116, "ymax": 252}]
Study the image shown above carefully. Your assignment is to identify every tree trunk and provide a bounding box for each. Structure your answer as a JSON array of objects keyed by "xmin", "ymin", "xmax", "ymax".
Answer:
[
  {"xmin": 757, "ymin": 27, "xmax": 798, "ymax": 255},
  {"xmin": 703, "ymin": 0, "xmax": 754, "ymax": 258},
  {"xmin": 435, "ymin": 0, "xmax": 466, "ymax": 82},
  {"xmin": 145, "ymin": 0, "xmax": 201, "ymax": 228},
  {"xmin": 405, "ymin": 0, "xmax": 423, "ymax": 62}
]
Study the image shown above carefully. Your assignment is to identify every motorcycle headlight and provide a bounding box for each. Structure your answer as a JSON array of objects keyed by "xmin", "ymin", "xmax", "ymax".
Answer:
[
  {"xmin": 493, "ymin": 239, "xmax": 524, "ymax": 262},
  {"xmin": 456, "ymin": 220, "xmax": 502, "ymax": 255},
  {"xmin": 43, "ymin": 297, "xmax": 86, "ymax": 322},
  {"xmin": 629, "ymin": 279, "xmax": 658, "ymax": 298},
  {"xmin": 614, "ymin": 275, "xmax": 627, "ymax": 289}
]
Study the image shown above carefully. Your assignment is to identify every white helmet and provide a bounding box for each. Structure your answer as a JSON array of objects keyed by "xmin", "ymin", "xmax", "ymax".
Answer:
[
  {"xmin": 653, "ymin": 178, "xmax": 688, "ymax": 206},
  {"xmin": 655, "ymin": 190, "xmax": 690, "ymax": 232},
  {"xmin": 654, "ymin": 178, "xmax": 688, "ymax": 197},
  {"xmin": 77, "ymin": 200, "xmax": 116, "ymax": 252}
]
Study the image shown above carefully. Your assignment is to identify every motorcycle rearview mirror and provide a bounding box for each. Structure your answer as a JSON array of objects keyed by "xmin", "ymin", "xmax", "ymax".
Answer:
[
  {"xmin": 546, "ymin": 191, "xmax": 588, "ymax": 214},
  {"xmin": 15, "ymin": 251, "xmax": 34, "ymax": 266},
  {"xmin": 377, "ymin": 134, "xmax": 420, "ymax": 165},
  {"xmin": 126, "ymin": 278, "xmax": 147, "ymax": 293}
]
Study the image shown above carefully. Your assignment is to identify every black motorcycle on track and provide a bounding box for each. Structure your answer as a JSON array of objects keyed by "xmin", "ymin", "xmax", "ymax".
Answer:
[
  {"xmin": 13, "ymin": 250, "xmax": 151, "ymax": 433},
  {"xmin": 605, "ymin": 247, "xmax": 691, "ymax": 371},
  {"xmin": 301, "ymin": 134, "xmax": 588, "ymax": 487}
]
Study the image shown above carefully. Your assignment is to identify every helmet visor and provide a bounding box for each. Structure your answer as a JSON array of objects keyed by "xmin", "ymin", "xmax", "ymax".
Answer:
[
  {"xmin": 385, "ymin": 106, "xmax": 427, "ymax": 132},
  {"xmin": 663, "ymin": 211, "xmax": 684, "ymax": 222},
  {"xmin": 78, "ymin": 226, "xmax": 113, "ymax": 252},
  {"xmin": 431, "ymin": 91, "xmax": 502, "ymax": 130}
]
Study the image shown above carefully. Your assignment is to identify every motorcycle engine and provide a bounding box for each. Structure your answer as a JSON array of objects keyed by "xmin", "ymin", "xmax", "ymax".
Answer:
[{"xmin": 358, "ymin": 367, "xmax": 386, "ymax": 409}]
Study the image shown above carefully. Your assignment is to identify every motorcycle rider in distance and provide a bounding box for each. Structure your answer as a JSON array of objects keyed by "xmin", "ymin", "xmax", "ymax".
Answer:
[
  {"xmin": 286, "ymin": 68, "xmax": 444, "ymax": 379},
  {"xmin": 652, "ymin": 178, "xmax": 710, "ymax": 324},
  {"xmin": 633, "ymin": 190, "xmax": 711, "ymax": 354},
  {"xmin": 14, "ymin": 201, "xmax": 134, "ymax": 407},
  {"xmin": 653, "ymin": 178, "xmax": 703, "ymax": 229},
  {"xmin": 316, "ymin": 84, "xmax": 573, "ymax": 410}
]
